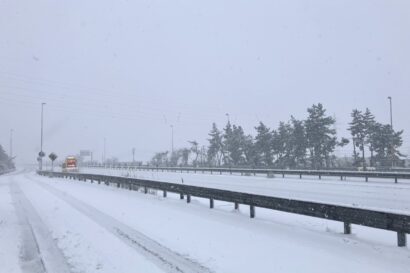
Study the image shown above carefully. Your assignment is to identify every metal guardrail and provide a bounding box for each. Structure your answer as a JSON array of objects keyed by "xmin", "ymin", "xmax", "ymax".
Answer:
[
  {"xmin": 38, "ymin": 170, "xmax": 409, "ymax": 247},
  {"xmin": 86, "ymin": 165, "xmax": 410, "ymax": 183}
]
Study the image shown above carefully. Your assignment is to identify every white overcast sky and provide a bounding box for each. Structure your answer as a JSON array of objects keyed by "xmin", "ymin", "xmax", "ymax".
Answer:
[{"xmin": 0, "ymin": 0, "xmax": 409, "ymax": 164}]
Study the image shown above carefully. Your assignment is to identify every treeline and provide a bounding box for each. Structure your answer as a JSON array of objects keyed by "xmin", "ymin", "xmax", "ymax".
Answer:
[
  {"xmin": 0, "ymin": 144, "xmax": 14, "ymax": 171},
  {"xmin": 151, "ymin": 103, "xmax": 405, "ymax": 169},
  {"xmin": 349, "ymin": 108, "xmax": 404, "ymax": 168}
]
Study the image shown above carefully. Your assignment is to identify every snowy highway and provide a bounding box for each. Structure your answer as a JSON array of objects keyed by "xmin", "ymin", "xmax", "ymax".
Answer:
[
  {"xmin": 83, "ymin": 167, "xmax": 410, "ymax": 214},
  {"xmin": 1, "ymin": 170, "xmax": 410, "ymax": 273}
]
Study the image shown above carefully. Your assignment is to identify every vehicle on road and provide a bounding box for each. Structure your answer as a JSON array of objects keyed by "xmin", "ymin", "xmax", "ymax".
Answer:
[{"xmin": 62, "ymin": 156, "xmax": 78, "ymax": 173}]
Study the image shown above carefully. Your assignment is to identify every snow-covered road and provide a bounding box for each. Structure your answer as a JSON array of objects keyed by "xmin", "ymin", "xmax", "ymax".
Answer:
[
  {"xmin": 82, "ymin": 167, "xmax": 410, "ymax": 214},
  {"xmin": 1, "ymin": 170, "xmax": 409, "ymax": 273}
]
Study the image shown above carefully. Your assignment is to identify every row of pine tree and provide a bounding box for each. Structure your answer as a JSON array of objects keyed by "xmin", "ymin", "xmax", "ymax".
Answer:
[
  {"xmin": 151, "ymin": 103, "xmax": 404, "ymax": 169},
  {"xmin": 0, "ymin": 144, "xmax": 14, "ymax": 171}
]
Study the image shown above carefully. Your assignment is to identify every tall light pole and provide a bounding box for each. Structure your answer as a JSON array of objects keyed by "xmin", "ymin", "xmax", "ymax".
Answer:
[
  {"xmin": 388, "ymin": 96, "xmax": 393, "ymax": 129},
  {"xmin": 39, "ymin": 102, "xmax": 46, "ymax": 170},
  {"xmin": 170, "ymin": 125, "xmax": 174, "ymax": 154},
  {"xmin": 388, "ymin": 96, "xmax": 394, "ymax": 168},
  {"xmin": 132, "ymin": 147, "xmax": 136, "ymax": 163}
]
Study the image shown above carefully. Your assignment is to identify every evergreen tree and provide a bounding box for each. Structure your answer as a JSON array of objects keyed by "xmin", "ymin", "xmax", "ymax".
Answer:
[
  {"xmin": 254, "ymin": 122, "xmax": 273, "ymax": 166},
  {"xmin": 242, "ymin": 134, "xmax": 258, "ymax": 166},
  {"xmin": 289, "ymin": 117, "xmax": 308, "ymax": 168},
  {"xmin": 180, "ymin": 148, "xmax": 191, "ymax": 166},
  {"xmin": 0, "ymin": 144, "xmax": 14, "ymax": 170},
  {"xmin": 305, "ymin": 103, "xmax": 337, "ymax": 168},
  {"xmin": 372, "ymin": 123, "xmax": 404, "ymax": 167},
  {"xmin": 273, "ymin": 122, "xmax": 292, "ymax": 168},
  {"xmin": 188, "ymin": 140, "xmax": 200, "ymax": 167},
  {"xmin": 222, "ymin": 121, "xmax": 234, "ymax": 165},
  {"xmin": 231, "ymin": 125, "xmax": 246, "ymax": 166},
  {"xmin": 349, "ymin": 109, "xmax": 366, "ymax": 168},
  {"xmin": 0, "ymin": 145, "xmax": 8, "ymax": 162},
  {"xmin": 207, "ymin": 123, "xmax": 224, "ymax": 166},
  {"xmin": 151, "ymin": 151, "xmax": 169, "ymax": 166},
  {"xmin": 363, "ymin": 108, "xmax": 376, "ymax": 167}
]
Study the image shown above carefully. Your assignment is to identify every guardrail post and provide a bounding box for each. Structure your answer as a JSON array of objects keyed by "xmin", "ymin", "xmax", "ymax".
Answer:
[
  {"xmin": 344, "ymin": 222, "xmax": 351, "ymax": 234},
  {"xmin": 235, "ymin": 202, "xmax": 239, "ymax": 210},
  {"xmin": 299, "ymin": 173, "xmax": 302, "ymax": 179},
  {"xmin": 163, "ymin": 190, "xmax": 167, "ymax": 198},
  {"xmin": 98, "ymin": 179, "xmax": 101, "ymax": 184},
  {"xmin": 180, "ymin": 193, "xmax": 184, "ymax": 200},
  {"xmin": 187, "ymin": 194, "xmax": 191, "ymax": 203},
  {"xmin": 250, "ymin": 205, "xmax": 255, "ymax": 218},
  {"xmin": 144, "ymin": 187, "xmax": 148, "ymax": 194},
  {"xmin": 210, "ymin": 198, "xmax": 214, "ymax": 208},
  {"xmin": 319, "ymin": 175, "xmax": 321, "ymax": 180},
  {"xmin": 365, "ymin": 176, "xmax": 368, "ymax": 182},
  {"xmin": 398, "ymin": 232, "xmax": 407, "ymax": 247},
  {"xmin": 117, "ymin": 182, "xmax": 120, "ymax": 188},
  {"xmin": 340, "ymin": 176, "xmax": 343, "ymax": 181},
  {"xmin": 395, "ymin": 177, "xmax": 398, "ymax": 183},
  {"xmin": 282, "ymin": 173, "xmax": 285, "ymax": 178}
]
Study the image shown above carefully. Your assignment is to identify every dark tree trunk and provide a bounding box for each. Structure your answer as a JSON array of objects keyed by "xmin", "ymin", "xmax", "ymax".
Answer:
[{"xmin": 361, "ymin": 144, "xmax": 366, "ymax": 170}]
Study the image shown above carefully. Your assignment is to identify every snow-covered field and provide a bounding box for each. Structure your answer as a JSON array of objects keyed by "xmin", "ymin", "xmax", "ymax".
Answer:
[
  {"xmin": 81, "ymin": 167, "xmax": 410, "ymax": 214},
  {"xmin": 1, "ymin": 170, "xmax": 409, "ymax": 273}
]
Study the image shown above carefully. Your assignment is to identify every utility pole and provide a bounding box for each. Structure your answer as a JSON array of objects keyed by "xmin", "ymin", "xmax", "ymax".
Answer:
[
  {"xmin": 9, "ymin": 129, "xmax": 13, "ymax": 159},
  {"xmin": 132, "ymin": 148, "xmax": 136, "ymax": 163},
  {"xmin": 170, "ymin": 125, "xmax": 174, "ymax": 154},
  {"xmin": 225, "ymin": 113, "xmax": 230, "ymax": 123},
  {"xmin": 388, "ymin": 96, "xmax": 394, "ymax": 168},
  {"xmin": 40, "ymin": 102, "xmax": 46, "ymax": 170},
  {"xmin": 388, "ymin": 96, "xmax": 393, "ymax": 129}
]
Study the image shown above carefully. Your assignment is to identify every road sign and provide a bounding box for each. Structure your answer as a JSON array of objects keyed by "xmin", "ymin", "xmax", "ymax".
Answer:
[{"xmin": 80, "ymin": 150, "xmax": 91, "ymax": 157}]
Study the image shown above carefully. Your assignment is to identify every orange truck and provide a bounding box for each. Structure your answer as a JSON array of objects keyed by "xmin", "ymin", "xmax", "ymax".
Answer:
[{"xmin": 62, "ymin": 156, "xmax": 78, "ymax": 172}]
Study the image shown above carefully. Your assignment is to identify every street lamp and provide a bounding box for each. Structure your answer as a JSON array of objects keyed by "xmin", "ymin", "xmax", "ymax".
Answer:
[
  {"xmin": 387, "ymin": 96, "xmax": 394, "ymax": 168},
  {"xmin": 225, "ymin": 113, "xmax": 230, "ymax": 123},
  {"xmin": 39, "ymin": 102, "xmax": 46, "ymax": 170},
  {"xmin": 388, "ymin": 96, "xmax": 393, "ymax": 129}
]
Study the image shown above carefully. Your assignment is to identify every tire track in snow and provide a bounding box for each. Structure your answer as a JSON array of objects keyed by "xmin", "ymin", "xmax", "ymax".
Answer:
[
  {"xmin": 9, "ymin": 177, "xmax": 72, "ymax": 273},
  {"xmin": 30, "ymin": 176, "xmax": 213, "ymax": 273}
]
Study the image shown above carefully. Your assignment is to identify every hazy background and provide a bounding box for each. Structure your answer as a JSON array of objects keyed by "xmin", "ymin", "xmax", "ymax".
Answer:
[{"xmin": 1, "ymin": 0, "xmax": 409, "ymax": 164}]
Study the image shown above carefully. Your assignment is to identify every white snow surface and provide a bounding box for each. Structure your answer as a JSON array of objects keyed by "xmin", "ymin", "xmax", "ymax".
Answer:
[
  {"xmin": 82, "ymin": 167, "xmax": 410, "ymax": 214},
  {"xmin": 0, "ymin": 169, "xmax": 409, "ymax": 273}
]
